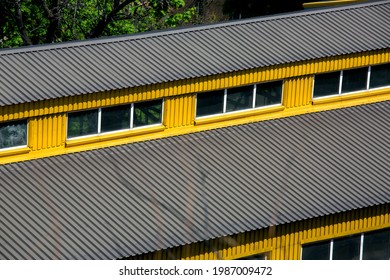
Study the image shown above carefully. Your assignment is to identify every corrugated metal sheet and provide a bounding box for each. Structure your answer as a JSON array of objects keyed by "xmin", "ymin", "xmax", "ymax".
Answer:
[
  {"xmin": 1, "ymin": 101, "xmax": 390, "ymax": 259},
  {"xmin": 0, "ymin": 1, "xmax": 389, "ymax": 106}
]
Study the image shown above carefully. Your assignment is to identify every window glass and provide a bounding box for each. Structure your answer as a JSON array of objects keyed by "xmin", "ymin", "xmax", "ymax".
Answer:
[
  {"xmin": 0, "ymin": 120, "xmax": 27, "ymax": 149},
  {"xmin": 333, "ymin": 235, "xmax": 361, "ymax": 260},
  {"xmin": 301, "ymin": 241, "xmax": 330, "ymax": 260},
  {"xmin": 341, "ymin": 67, "xmax": 368, "ymax": 93},
  {"xmin": 226, "ymin": 85, "xmax": 253, "ymax": 112},
  {"xmin": 256, "ymin": 81, "xmax": 283, "ymax": 107},
  {"xmin": 313, "ymin": 72, "xmax": 340, "ymax": 98},
  {"xmin": 101, "ymin": 105, "xmax": 130, "ymax": 133},
  {"xmin": 67, "ymin": 109, "xmax": 98, "ymax": 138},
  {"xmin": 363, "ymin": 229, "xmax": 390, "ymax": 260},
  {"xmin": 133, "ymin": 100, "xmax": 162, "ymax": 128},
  {"xmin": 370, "ymin": 63, "xmax": 390, "ymax": 88},
  {"xmin": 196, "ymin": 90, "xmax": 224, "ymax": 117}
]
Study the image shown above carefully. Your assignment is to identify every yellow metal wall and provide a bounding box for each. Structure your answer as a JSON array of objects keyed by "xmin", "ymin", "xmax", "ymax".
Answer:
[
  {"xmin": 126, "ymin": 203, "xmax": 390, "ymax": 260},
  {"xmin": 1, "ymin": 49, "xmax": 390, "ymax": 164}
]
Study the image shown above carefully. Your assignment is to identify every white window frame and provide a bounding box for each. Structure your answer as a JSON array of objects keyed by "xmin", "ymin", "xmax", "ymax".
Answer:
[
  {"xmin": 0, "ymin": 119, "xmax": 29, "ymax": 151},
  {"xmin": 66, "ymin": 99, "xmax": 164, "ymax": 140},
  {"xmin": 301, "ymin": 232, "xmax": 372, "ymax": 260},
  {"xmin": 195, "ymin": 80, "xmax": 284, "ymax": 119},
  {"xmin": 313, "ymin": 64, "xmax": 390, "ymax": 100}
]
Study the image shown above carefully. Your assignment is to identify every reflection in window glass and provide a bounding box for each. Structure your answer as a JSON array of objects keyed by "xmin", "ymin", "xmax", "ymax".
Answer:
[
  {"xmin": 363, "ymin": 229, "xmax": 390, "ymax": 260},
  {"xmin": 256, "ymin": 81, "xmax": 283, "ymax": 107},
  {"xmin": 67, "ymin": 109, "xmax": 98, "ymax": 138},
  {"xmin": 313, "ymin": 72, "xmax": 340, "ymax": 98},
  {"xmin": 333, "ymin": 235, "xmax": 361, "ymax": 260},
  {"xmin": 301, "ymin": 241, "xmax": 330, "ymax": 260},
  {"xmin": 341, "ymin": 67, "xmax": 368, "ymax": 93},
  {"xmin": 0, "ymin": 120, "xmax": 27, "ymax": 149},
  {"xmin": 101, "ymin": 105, "xmax": 130, "ymax": 133},
  {"xmin": 133, "ymin": 100, "xmax": 162, "ymax": 128},
  {"xmin": 370, "ymin": 63, "xmax": 390, "ymax": 88},
  {"xmin": 196, "ymin": 90, "xmax": 224, "ymax": 117},
  {"xmin": 226, "ymin": 86, "xmax": 253, "ymax": 112}
]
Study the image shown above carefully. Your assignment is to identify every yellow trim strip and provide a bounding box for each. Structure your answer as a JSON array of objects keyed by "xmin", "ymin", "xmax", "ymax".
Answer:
[
  {"xmin": 303, "ymin": 0, "xmax": 364, "ymax": 9},
  {"xmin": 0, "ymin": 147, "xmax": 31, "ymax": 158},
  {"xmin": 66, "ymin": 125, "xmax": 165, "ymax": 147},
  {"xmin": 195, "ymin": 106, "xmax": 285, "ymax": 126}
]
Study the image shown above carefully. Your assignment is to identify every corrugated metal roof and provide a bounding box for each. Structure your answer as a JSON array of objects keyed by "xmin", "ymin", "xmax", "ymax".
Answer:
[
  {"xmin": 0, "ymin": 1, "xmax": 389, "ymax": 106},
  {"xmin": 1, "ymin": 101, "xmax": 390, "ymax": 259}
]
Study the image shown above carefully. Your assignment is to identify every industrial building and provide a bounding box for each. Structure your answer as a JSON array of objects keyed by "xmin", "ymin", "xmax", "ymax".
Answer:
[{"xmin": 0, "ymin": 1, "xmax": 389, "ymax": 259}]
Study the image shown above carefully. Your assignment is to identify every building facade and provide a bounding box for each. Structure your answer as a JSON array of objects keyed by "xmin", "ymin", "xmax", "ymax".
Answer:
[{"xmin": 1, "ymin": 1, "xmax": 390, "ymax": 259}]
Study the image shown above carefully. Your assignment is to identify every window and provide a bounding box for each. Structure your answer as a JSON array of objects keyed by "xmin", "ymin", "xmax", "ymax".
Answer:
[
  {"xmin": 133, "ymin": 99, "xmax": 163, "ymax": 128},
  {"xmin": 302, "ymin": 228, "xmax": 390, "ymax": 260},
  {"xmin": 67, "ymin": 99, "xmax": 163, "ymax": 139},
  {"xmin": 196, "ymin": 81, "xmax": 283, "ymax": 118},
  {"xmin": 370, "ymin": 63, "xmax": 390, "ymax": 88},
  {"xmin": 332, "ymin": 235, "xmax": 361, "ymax": 260},
  {"xmin": 363, "ymin": 229, "xmax": 390, "ymax": 260},
  {"xmin": 256, "ymin": 81, "xmax": 284, "ymax": 107},
  {"xmin": 226, "ymin": 85, "xmax": 253, "ymax": 112},
  {"xmin": 0, "ymin": 120, "xmax": 28, "ymax": 150},
  {"xmin": 67, "ymin": 109, "xmax": 99, "ymax": 138},
  {"xmin": 301, "ymin": 240, "xmax": 330, "ymax": 260},
  {"xmin": 341, "ymin": 67, "xmax": 368, "ymax": 93},
  {"xmin": 313, "ymin": 72, "xmax": 340, "ymax": 98},
  {"xmin": 313, "ymin": 64, "xmax": 390, "ymax": 99},
  {"xmin": 196, "ymin": 90, "xmax": 224, "ymax": 117}
]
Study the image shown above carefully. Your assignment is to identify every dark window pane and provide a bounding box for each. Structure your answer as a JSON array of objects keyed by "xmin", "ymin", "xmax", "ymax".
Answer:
[
  {"xmin": 196, "ymin": 90, "xmax": 224, "ymax": 117},
  {"xmin": 226, "ymin": 85, "xmax": 254, "ymax": 112},
  {"xmin": 0, "ymin": 120, "xmax": 27, "ymax": 149},
  {"xmin": 363, "ymin": 229, "xmax": 390, "ymax": 260},
  {"xmin": 370, "ymin": 63, "xmax": 390, "ymax": 88},
  {"xmin": 67, "ymin": 110, "xmax": 98, "ymax": 138},
  {"xmin": 341, "ymin": 67, "xmax": 368, "ymax": 93},
  {"xmin": 101, "ymin": 105, "xmax": 130, "ymax": 133},
  {"xmin": 133, "ymin": 100, "xmax": 162, "ymax": 128},
  {"xmin": 256, "ymin": 81, "xmax": 283, "ymax": 107},
  {"xmin": 301, "ymin": 241, "xmax": 330, "ymax": 260},
  {"xmin": 313, "ymin": 72, "xmax": 340, "ymax": 98},
  {"xmin": 333, "ymin": 235, "xmax": 361, "ymax": 260}
]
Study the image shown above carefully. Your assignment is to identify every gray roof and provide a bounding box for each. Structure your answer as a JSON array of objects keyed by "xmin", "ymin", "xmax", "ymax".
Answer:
[
  {"xmin": 0, "ymin": 1, "xmax": 390, "ymax": 106},
  {"xmin": 1, "ymin": 101, "xmax": 390, "ymax": 259}
]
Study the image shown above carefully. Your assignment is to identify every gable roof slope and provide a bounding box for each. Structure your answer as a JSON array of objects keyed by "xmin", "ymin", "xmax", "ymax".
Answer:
[
  {"xmin": 1, "ymin": 101, "xmax": 390, "ymax": 259},
  {"xmin": 0, "ymin": 1, "xmax": 389, "ymax": 106}
]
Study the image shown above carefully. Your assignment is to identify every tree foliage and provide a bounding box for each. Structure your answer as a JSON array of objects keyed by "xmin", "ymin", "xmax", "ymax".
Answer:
[
  {"xmin": 223, "ymin": 0, "xmax": 304, "ymax": 19},
  {"xmin": 0, "ymin": 0, "xmax": 196, "ymax": 48}
]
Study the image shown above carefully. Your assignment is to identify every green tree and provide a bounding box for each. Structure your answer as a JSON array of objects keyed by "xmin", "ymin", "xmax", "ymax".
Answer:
[
  {"xmin": 223, "ymin": 0, "xmax": 304, "ymax": 19},
  {"xmin": 0, "ymin": 0, "xmax": 196, "ymax": 48}
]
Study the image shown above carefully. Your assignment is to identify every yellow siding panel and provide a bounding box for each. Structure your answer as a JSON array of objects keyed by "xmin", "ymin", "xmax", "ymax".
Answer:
[
  {"xmin": 28, "ymin": 114, "xmax": 65, "ymax": 151},
  {"xmin": 164, "ymin": 94, "xmax": 195, "ymax": 128}
]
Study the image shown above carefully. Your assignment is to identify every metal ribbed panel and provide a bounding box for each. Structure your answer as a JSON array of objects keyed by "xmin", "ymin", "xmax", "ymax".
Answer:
[
  {"xmin": 0, "ymin": 1, "xmax": 389, "ymax": 106},
  {"xmin": 28, "ymin": 114, "xmax": 65, "ymax": 151},
  {"xmin": 164, "ymin": 94, "xmax": 195, "ymax": 128},
  {"xmin": 1, "ymin": 101, "xmax": 390, "ymax": 259}
]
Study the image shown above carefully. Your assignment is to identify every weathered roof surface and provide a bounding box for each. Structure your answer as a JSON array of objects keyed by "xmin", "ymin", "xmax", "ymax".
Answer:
[
  {"xmin": 0, "ymin": 1, "xmax": 389, "ymax": 106},
  {"xmin": 1, "ymin": 101, "xmax": 390, "ymax": 259}
]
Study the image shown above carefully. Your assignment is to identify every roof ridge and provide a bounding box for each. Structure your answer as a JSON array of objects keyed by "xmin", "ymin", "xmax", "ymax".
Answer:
[{"xmin": 0, "ymin": 0, "xmax": 388, "ymax": 56}]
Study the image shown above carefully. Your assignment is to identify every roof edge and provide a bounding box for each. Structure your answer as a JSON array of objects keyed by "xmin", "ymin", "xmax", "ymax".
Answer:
[{"xmin": 0, "ymin": 0, "xmax": 388, "ymax": 56}]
